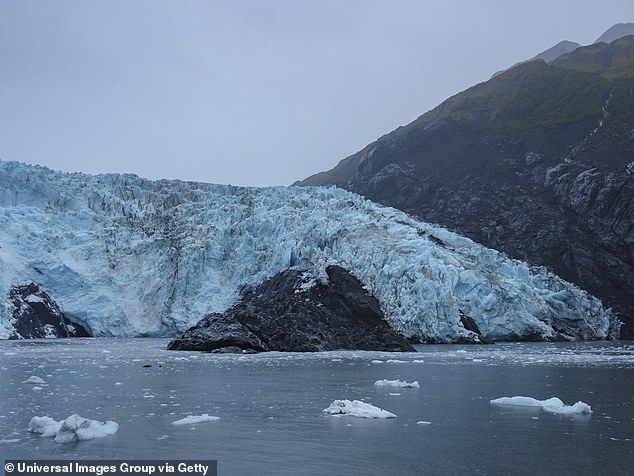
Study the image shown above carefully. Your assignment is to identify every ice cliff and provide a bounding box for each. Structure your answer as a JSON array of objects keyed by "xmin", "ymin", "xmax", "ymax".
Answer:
[{"xmin": 0, "ymin": 161, "xmax": 618, "ymax": 342}]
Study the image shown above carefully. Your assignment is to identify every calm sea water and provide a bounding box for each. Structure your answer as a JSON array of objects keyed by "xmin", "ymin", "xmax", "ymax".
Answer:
[{"xmin": 1, "ymin": 339, "xmax": 633, "ymax": 475}]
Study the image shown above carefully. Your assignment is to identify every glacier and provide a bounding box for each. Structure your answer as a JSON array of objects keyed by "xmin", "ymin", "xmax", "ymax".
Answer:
[{"xmin": 0, "ymin": 161, "xmax": 619, "ymax": 342}]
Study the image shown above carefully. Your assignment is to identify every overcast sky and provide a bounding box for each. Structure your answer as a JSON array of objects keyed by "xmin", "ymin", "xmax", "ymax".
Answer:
[{"xmin": 1, "ymin": 1, "xmax": 633, "ymax": 186}]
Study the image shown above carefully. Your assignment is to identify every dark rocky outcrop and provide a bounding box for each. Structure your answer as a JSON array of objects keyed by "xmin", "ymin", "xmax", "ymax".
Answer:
[
  {"xmin": 8, "ymin": 283, "xmax": 91, "ymax": 339},
  {"xmin": 168, "ymin": 266, "xmax": 415, "ymax": 353},
  {"xmin": 297, "ymin": 35, "xmax": 634, "ymax": 338}
]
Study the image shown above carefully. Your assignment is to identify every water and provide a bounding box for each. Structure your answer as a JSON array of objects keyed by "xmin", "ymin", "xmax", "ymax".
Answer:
[{"xmin": 1, "ymin": 339, "xmax": 633, "ymax": 475}]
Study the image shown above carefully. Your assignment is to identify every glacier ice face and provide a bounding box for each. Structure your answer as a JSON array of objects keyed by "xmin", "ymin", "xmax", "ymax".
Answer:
[{"xmin": 0, "ymin": 161, "xmax": 618, "ymax": 342}]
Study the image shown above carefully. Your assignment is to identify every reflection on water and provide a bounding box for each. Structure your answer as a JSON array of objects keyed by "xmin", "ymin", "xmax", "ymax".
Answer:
[{"xmin": 1, "ymin": 339, "xmax": 633, "ymax": 475}]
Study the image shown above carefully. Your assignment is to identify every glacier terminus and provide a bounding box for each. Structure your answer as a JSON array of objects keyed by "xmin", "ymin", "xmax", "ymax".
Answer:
[{"xmin": 0, "ymin": 161, "xmax": 619, "ymax": 344}]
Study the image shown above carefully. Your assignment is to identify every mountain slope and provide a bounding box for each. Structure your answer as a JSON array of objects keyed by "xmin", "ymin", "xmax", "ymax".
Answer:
[
  {"xmin": 297, "ymin": 36, "xmax": 634, "ymax": 337},
  {"xmin": 595, "ymin": 23, "xmax": 634, "ymax": 44},
  {"xmin": 0, "ymin": 161, "xmax": 616, "ymax": 343},
  {"xmin": 492, "ymin": 40, "xmax": 580, "ymax": 78}
]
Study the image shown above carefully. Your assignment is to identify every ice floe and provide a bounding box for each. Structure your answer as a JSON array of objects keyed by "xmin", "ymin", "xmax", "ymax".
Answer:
[
  {"xmin": 23, "ymin": 376, "xmax": 46, "ymax": 384},
  {"xmin": 374, "ymin": 379, "xmax": 420, "ymax": 388},
  {"xmin": 323, "ymin": 400, "xmax": 396, "ymax": 419},
  {"xmin": 490, "ymin": 396, "xmax": 592, "ymax": 415},
  {"xmin": 172, "ymin": 414, "xmax": 220, "ymax": 425},
  {"xmin": 29, "ymin": 414, "xmax": 119, "ymax": 443}
]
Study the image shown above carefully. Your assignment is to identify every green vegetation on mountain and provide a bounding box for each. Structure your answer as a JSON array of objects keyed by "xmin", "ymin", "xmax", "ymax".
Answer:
[{"xmin": 407, "ymin": 36, "xmax": 634, "ymax": 137}]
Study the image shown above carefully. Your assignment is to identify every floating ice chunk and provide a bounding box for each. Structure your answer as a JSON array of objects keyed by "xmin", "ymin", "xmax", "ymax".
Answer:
[
  {"xmin": 54, "ymin": 414, "xmax": 119, "ymax": 443},
  {"xmin": 371, "ymin": 360, "xmax": 384, "ymax": 364},
  {"xmin": 490, "ymin": 396, "xmax": 592, "ymax": 415},
  {"xmin": 323, "ymin": 400, "xmax": 396, "ymax": 419},
  {"xmin": 28, "ymin": 416, "xmax": 62, "ymax": 437},
  {"xmin": 541, "ymin": 399, "xmax": 592, "ymax": 415},
  {"xmin": 385, "ymin": 359, "xmax": 407, "ymax": 363},
  {"xmin": 416, "ymin": 421, "xmax": 432, "ymax": 425},
  {"xmin": 23, "ymin": 376, "xmax": 46, "ymax": 384},
  {"xmin": 29, "ymin": 414, "xmax": 118, "ymax": 443},
  {"xmin": 0, "ymin": 438, "xmax": 20, "ymax": 443},
  {"xmin": 172, "ymin": 414, "xmax": 220, "ymax": 425},
  {"xmin": 374, "ymin": 379, "xmax": 420, "ymax": 388}
]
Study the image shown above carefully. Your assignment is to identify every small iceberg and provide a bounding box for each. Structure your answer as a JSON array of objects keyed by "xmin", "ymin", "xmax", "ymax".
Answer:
[
  {"xmin": 490, "ymin": 396, "xmax": 592, "ymax": 415},
  {"xmin": 29, "ymin": 414, "xmax": 119, "ymax": 443},
  {"xmin": 374, "ymin": 379, "xmax": 419, "ymax": 388},
  {"xmin": 323, "ymin": 400, "xmax": 396, "ymax": 419},
  {"xmin": 23, "ymin": 376, "xmax": 46, "ymax": 384},
  {"xmin": 28, "ymin": 416, "xmax": 61, "ymax": 438},
  {"xmin": 172, "ymin": 414, "xmax": 220, "ymax": 425}
]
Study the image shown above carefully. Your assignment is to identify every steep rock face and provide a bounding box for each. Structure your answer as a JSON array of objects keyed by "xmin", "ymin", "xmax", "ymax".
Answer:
[
  {"xmin": 168, "ymin": 266, "xmax": 416, "ymax": 352},
  {"xmin": 0, "ymin": 161, "xmax": 617, "ymax": 343},
  {"xmin": 298, "ymin": 36, "xmax": 634, "ymax": 337},
  {"xmin": 7, "ymin": 283, "xmax": 91, "ymax": 339}
]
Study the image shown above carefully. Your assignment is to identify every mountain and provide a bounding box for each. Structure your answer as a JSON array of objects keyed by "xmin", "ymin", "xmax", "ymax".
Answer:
[
  {"xmin": 595, "ymin": 23, "xmax": 634, "ymax": 44},
  {"xmin": 297, "ymin": 35, "xmax": 634, "ymax": 337},
  {"xmin": 492, "ymin": 23, "xmax": 634, "ymax": 79},
  {"xmin": 492, "ymin": 40, "xmax": 580, "ymax": 77},
  {"xmin": 0, "ymin": 161, "xmax": 617, "ymax": 343}
]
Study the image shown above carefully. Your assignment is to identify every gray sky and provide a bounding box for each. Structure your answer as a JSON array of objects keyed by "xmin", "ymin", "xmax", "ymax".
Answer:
[{"xmin": 1, "ymin": 1, "xmax": 633, "ymax": 186}]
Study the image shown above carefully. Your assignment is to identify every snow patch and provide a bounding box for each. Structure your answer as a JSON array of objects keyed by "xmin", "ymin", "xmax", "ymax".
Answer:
[{"xmin": 323, "ymin": 400, "xmax": 396, "ymax": 419}]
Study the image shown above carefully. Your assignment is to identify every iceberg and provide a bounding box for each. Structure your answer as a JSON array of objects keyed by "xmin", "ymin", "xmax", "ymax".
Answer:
[
  {"xmin": 172, "ymin": 414, "xmax": 220, "ymax": 425},
  {"xmin": 0, "ymin": 161, "xmax": 617, "ymax": 342},
  {"xmin": 323, "ymin": 400, "xmax": 396, "ymax": 419},
  {"xmin": 490, "ymin": 396, "xmax": 592, "ymax": 415},
  {"xmin": 22, "ymin": 376, "xmax": 46, "ymax": 384},
  {"xmin": 28, "ymin": 414, "xmax": 119, "ymax": 443},
  {"xmin": 28, "ymin": 416, "xmax": 62, "ymax": 438},
  {"xmin": 374, "ymin": 379, "xmax": 420, "ymax": 388}
]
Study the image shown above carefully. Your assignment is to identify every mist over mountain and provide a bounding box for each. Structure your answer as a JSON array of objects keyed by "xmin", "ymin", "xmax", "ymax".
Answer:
[{"xmin": 298, "ymin": 28, "xmax": 634, "ymax": 337}]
